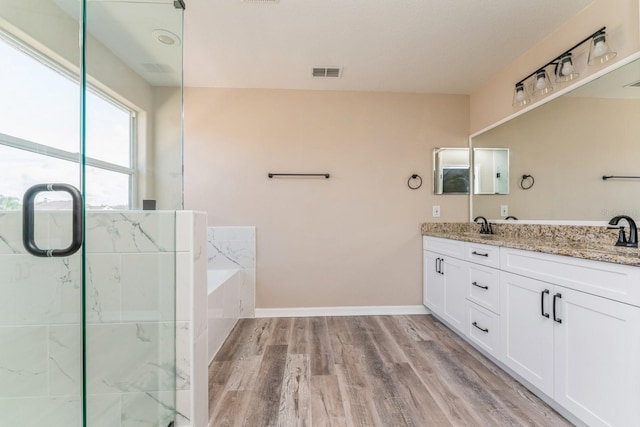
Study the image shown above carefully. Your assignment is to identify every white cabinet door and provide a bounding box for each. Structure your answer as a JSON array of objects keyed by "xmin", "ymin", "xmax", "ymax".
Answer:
[
  {"xmin": 441, "ymin": 256, "xmax": 468, "ymax": 333},
  {"xmin": 424, "ymin": 251, "xmax": 444, "ymax": 315},
  {"xmin": 554, "ymin": 287, "xmax": 640, "ymax": 427},
  {"xmin": 500, "ymin": 272, "xmax": 554, "ymax": 396}
]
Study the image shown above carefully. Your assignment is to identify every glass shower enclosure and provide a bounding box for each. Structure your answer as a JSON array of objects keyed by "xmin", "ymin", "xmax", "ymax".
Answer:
[{"xmin": 0, "ymin": 0, "xmax": 184, "ymax": 425}]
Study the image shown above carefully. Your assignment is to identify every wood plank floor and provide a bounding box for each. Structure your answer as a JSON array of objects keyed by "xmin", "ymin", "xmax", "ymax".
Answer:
[{"xmin": 208, "ymin": 315, "xmax": 571, "ymax": 427}]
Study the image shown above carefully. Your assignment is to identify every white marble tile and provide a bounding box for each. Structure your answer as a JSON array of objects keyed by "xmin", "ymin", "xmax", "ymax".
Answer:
[
  {"xmin": 0, "ymin": 212, "xmax": 23, "ymax": 254},
  {"xmin": 193, "ymin": 332, "xmax": 209, "ymax": 427},
  {"xmin": 86, "ymin": 393, "xmax": 122, "ymax": 427},
  {"xmin": 0, "ymin": 326, "xmax": 48, "ymax": 398},
  {"xmin": 47, "ymin": 211, "xmax": 74, "ymax": 251},
  {"xmin": 175, "ymin": 211, "xmax": 193, "ymax": 253},
  {"xmin": 49, "ymin": 325, "xmax": 81, "ymax": 396},
  {"xmin": 86, "ymin": 323, "xmax": 163, "ymax": 394},
  {"xmin": 121, "ymin": 253, "xmax": 175, "ymax": 322},
  {"xmin": 0, "ymin": 254, "xmax": 81, "ymax": 326},
  {"xmin": 0, "ymin": 396, "xmax": 81, "ymax": 427},
  {"xmin": 86, "ymin": 254, "xmax": 122, "ymax": 323},
  {"xmin": 121, "ymin": 391, "xmax": 176, "ymax": 427},
  {"xmin": 208, "ymin": 226, "xmax": 255, "ymax": 241},
  {"xmin": 85, "ymin": 212, "xmax": 176, "ymax": 253},
  {"xmin": 239, "ymin": 268, "xmax": 256, "ymax": 319},
  {"xmin": 175, "ymin": 252, "xmax": 192, "ymax": 322},
  {"xmin": 207, "ymin": 239, "xmax": 255, "ymax": 270},
  {"xmin": 174, "ymin": 321, "xmax": 190, "ymax": 391},
  {"xmin": 175, "ymin": 389, "xmax": 191, "ymax": 427}
]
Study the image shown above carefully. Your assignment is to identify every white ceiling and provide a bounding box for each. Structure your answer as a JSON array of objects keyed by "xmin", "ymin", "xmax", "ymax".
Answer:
[{"xmin": 184, "ymin": 0, "xmax": 595, "ymax": 94}]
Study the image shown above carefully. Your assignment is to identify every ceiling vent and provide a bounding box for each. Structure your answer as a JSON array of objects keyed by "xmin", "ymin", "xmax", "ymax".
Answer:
[
  {"xmin": 625, "ymin": 80, "xmax": 640, "ymax": 88},
  {"xmin": 312, "ymin": 67, "xmax": 342, "ymax": 78}
]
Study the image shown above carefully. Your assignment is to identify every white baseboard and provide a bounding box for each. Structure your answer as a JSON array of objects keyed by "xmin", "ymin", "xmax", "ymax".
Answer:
[{"xmin": 254, "ymin": 305, "xmax": 430, "ymax": 318}]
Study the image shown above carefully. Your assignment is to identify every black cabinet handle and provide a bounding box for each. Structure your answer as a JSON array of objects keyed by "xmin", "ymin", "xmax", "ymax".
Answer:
[
  {"xmin": 471, "ymin": 251, "xmax": 489, "ymax": 257},
  {"xmin": 472, "ymin": 281, "xmax": 489, "ymax": 290},
  {"xmin": 553, "ymin": 293, "xmax": 562, "ymax": 323},
  {"xmin": 22, "ymin": 183, "xmax": 84, "ymax": 257},
  {"xmin": 439, "ymin": 258, "xmax": 444, "ymax": 275},
  {"xmin": 472, "ymin": 322, "xmax": 489, "ymax": 333},
  {"xmin": 541, "ymin": 289, "xmax": 550, "ymax": 318}
]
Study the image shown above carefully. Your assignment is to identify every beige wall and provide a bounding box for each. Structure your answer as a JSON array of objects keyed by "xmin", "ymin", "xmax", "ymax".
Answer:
[
  {"xmin": 473, "ymin": 96, "xmax": 640, "ymax": 221},
  {"xmin": 184, "ymin": 88, "xmax": 469, "ymax": 308},
  {"xmin": 470, "ymin": 0, "xmax": 640, "ymax": 134}
]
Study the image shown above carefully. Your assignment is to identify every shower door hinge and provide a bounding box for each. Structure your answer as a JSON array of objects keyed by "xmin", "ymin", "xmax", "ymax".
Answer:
[{"xmin": 174, "ymin": 0, "xmax": 186, "ymax": 10}]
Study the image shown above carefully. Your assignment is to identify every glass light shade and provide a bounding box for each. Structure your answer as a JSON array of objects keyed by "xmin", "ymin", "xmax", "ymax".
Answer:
[
  {"xmin": 532, "ymin": 70, "xmax": 553, "ymax": 97},
  {"xmin": 512, "ymin": 82, "xmax": 531, "ymax": 107},
  {"xmin": 555, "ymin": 53, "xmax": 579, "ymax": 83},
  {"xmin": 588, "ymin": 31, "xmax": 617, "ymax": 65}
]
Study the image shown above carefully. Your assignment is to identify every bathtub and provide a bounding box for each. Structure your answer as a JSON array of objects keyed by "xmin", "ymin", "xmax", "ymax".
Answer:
[{"xmin": 207, "ymin": 269, "xmax": 241, "ymax": 363}]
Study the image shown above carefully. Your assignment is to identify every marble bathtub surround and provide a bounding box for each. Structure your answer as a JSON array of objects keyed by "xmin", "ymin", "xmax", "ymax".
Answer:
[
  {"xmin": 207, "ymin": 226, "xmax": 256, "ymax": 318},
  {"xmin": 421, "ymin": 222, "xmax": 640, "ymax": 266}
]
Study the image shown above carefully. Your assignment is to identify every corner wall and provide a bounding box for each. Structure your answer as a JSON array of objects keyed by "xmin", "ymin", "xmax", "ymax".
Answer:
[{"xmin": 184, "ymin": 88, "xmax": 469, "ymax": 308}]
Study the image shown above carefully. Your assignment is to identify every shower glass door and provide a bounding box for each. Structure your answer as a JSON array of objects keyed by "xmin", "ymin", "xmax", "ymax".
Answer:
[
  {"xmin": 0, "ymin": 0, "xmax": 84, "ymax": 425},
  {"xmin": 0, "ymin": 0, "xmax": 183, "ymax": 426}
]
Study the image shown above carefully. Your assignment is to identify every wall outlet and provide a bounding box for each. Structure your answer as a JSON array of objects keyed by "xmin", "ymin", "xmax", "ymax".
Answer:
[
  {"xmin": 500, "ymin": 205, "xmax": 508, "ymax": 217},
  {"xmin": 432, "ymin": 205, "xmax": 441, "ymax": 217}
]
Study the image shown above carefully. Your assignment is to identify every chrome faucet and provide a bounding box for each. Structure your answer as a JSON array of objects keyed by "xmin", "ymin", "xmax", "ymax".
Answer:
[
  {"xmin": 607, "ymin": 215, "xmax": 638, "ymax": 248},
  {"xmin": 473, "ymin": 216, "xmax": 493, "ymax": 235}
]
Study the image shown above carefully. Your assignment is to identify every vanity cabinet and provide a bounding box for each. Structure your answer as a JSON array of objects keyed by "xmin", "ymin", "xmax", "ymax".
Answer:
[
  {"xmin": 423, "ymin": 237, "xmax": 467, "ymax": 333},
  {"xmin": 423, "ymin": 237, "xmax": 640, "ymax": 427},
  {"xmin": 500, "ymin": 270, "xmax": 640, "ymax": 426}
]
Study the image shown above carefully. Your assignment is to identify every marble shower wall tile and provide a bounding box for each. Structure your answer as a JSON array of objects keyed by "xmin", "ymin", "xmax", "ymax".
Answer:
[
  {"xmin": 0, "ymin": 254, "xmax": 81, "ymax": 326},
  {"xmin": 0, "ymin": 326, "xmax": 48, "ymax": 398},
  {"xmin": 85, "ymin": 211, "xmax": 176, "ymax": 253}
]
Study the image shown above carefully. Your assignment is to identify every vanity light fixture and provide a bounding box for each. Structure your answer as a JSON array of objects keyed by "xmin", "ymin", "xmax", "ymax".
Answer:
[
  {"xmin": 555, "ymin": 53, "xmax": 579, "ymax": 83},
  {"xmin": 532, "ymin": 69, "xmax": 553, "ymax": 96},
  {"xmin": 512, "ymin": 27, "xmax": 616, "ymax": 108},
  {"xmin": 512, "ymin": 82, "xmax": 531, "ymax": 107}
]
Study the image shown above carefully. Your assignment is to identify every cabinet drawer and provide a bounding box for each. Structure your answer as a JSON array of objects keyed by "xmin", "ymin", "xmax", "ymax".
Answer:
[
  {"xmin": 466, "ymin": 301, "xmax": 500, "ymax": 358},
  {"xmin": 423, "ymin": 236, "xmax": 465, "ymax": 258},
  {"xmin": 501, "ymin": 247, "xmax": 640, "ymax": 307},
  {"xmin": 465, "ymin": 241, "xmax": 500, "ymax": 268},
  {"xmin": 467, "ymin": 264, "xmax": 500, "ymax": 314}
]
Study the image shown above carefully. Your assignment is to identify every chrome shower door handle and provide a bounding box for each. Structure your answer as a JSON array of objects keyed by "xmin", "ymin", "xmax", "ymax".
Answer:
[{"xmin": 23, "ymin": 183, "xmax": 84, "ymax": 257}]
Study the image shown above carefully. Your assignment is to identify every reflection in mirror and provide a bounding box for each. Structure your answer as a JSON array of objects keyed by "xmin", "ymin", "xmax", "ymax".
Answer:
[
  {"xmin": 472, "ymin": 56, "xmax": 640, "ymax": 221},
  {"xmin": 473, "ymin": 148, "xmax": 509, "ymax": 195},
  {"xmin": 433, "ymin": 148, "xmax": 470, "ymax": 194}
]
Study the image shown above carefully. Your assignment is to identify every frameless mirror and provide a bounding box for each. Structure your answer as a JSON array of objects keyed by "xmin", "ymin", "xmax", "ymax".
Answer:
[
  {"xmin": 473, "ymin": 148, "xmax": 509, "ymax": 194},
  {"xmin": 433, "ymin": 148, "xmax": 470, "ymax": 194},
  {"xmin": 472, "ymin": 56, "xmax": 640, "ymax": 221}
]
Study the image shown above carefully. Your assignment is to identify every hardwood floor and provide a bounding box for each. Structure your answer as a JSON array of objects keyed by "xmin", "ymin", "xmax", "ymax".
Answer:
[{"xmin": 208, "ymin": 315, "xmax": 571, "ymax": 426}]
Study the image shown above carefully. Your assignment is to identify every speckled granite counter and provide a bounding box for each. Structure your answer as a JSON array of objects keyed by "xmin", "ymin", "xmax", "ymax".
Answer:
[{"xmin": 421, "ymin": 222, "xmax": 640, "ymax": 267}]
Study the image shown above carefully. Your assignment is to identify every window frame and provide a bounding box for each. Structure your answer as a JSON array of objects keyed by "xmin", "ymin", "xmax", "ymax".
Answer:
[{"xmin": 0, "ymin": 29, "xmax": 137, "ymax": 209}]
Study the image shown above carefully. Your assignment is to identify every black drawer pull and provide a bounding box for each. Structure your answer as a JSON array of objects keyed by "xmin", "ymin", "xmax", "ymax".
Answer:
[
  {"xmin": 471, "ymin": 251, "xmax": 489, "ymax": 257},
  {"xmin": 472, "ymin": 281, "xmax": 489, "ymax": 290},
  {"xmin": 472, "ymin": 322, "xmax": 489, "ymax": 333},
  {"xmin": 553, "ymin": 293, "xmax": 562, "ymax": 324},
  {"xmin": 541, "ymin": 289, "xmax": 550, "ymax": 318}
]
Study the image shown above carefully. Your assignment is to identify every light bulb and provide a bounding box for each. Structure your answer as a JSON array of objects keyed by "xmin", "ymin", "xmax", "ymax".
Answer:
[
  {"xmin": 535, "ymin": 75, "xmax": 546, "ymax": 90},
  {"xmin": 593, "ymin": 40, "xmax": 608, "ymax": 57},
  {"xmin": 561, "ymin": 60, "xmax": 573, "ymax": 76},
  {"xmin": 516, "ymin": 88, "xmax": 525, "ymax": 102}
]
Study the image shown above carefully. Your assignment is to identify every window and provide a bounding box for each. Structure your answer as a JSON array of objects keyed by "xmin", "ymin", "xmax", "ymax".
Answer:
[{"xmin": 0, "ymin": 32, "xmax": 135, "ymax": 210}]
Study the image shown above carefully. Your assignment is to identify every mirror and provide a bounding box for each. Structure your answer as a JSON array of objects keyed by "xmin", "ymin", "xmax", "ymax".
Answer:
[
  {"xmin": 472, "ymin": 56, "xmax": 640, "ymax": 221},
  {"xmin": 433, "ymin": 148, "xmax": 470, "ymax": 194},
  {"xmin": 473, "ymin": 148, "xmax": 509, "ymax": 194}
]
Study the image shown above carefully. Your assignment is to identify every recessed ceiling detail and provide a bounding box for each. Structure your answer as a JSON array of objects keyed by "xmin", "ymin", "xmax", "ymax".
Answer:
[{"xmin": 312, "ymin": 67, "xmax": 342, "ymax": 78}]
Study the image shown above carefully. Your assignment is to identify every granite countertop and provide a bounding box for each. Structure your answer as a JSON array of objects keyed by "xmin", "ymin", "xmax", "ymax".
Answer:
[{"xmin": 421, "ymin": 223, "xmax": 640, "ymax": 268}]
